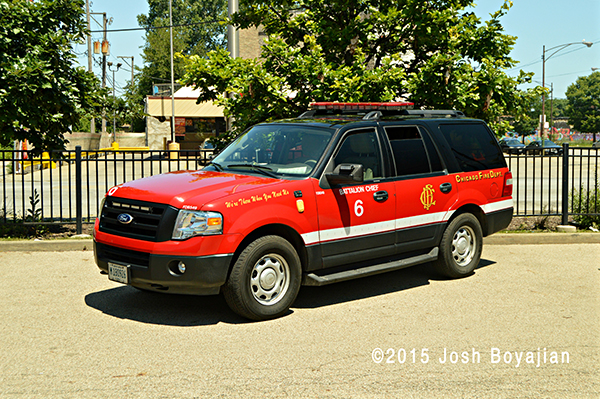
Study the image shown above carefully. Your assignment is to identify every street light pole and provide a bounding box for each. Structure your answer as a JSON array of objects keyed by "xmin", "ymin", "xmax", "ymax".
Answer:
[
  {"xmin": 107, "ymin": 62, "xmax": 122, "ymax": 142},
  {"xmin": 541, "ymin": 40, "xmax": 593, "ymax": 140}
]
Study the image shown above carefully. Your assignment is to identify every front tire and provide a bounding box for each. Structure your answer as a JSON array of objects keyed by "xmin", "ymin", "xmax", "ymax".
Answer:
[
  {"xmin": 434, "ymin": 213, "xmax": 483, "ymax": 278},
  {"xmin": 223, "ymin": 235, "xmax": 301, "ymax": 320}
]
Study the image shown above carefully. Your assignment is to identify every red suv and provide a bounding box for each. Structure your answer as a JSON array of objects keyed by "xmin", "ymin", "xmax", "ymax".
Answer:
[{"xmin": 94, "ymin": 103, "xmax": 513, "ymax": 320}]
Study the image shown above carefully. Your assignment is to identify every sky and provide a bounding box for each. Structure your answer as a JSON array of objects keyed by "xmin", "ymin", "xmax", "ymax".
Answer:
[{"xmin": 75, "ymin": 0, "xmax": 600, "ymax": 99}]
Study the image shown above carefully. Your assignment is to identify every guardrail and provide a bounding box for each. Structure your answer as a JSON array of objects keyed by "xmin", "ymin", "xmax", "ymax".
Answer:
[{"xmin": 1, "ymin": 144, "xmax": 598, "ymax": 233}]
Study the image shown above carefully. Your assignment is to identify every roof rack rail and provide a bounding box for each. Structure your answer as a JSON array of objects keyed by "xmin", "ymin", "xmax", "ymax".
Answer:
[
  {"xmin": 362, "ymin": 111, "xmax": 382, "ymax": 120},
  {"xmin": 400, "ymin": 110, "xmax": 465, "ymax": 118},
  {"xmin": 298, "ymin": 103, "xmax": 465, "ymax": 119}
]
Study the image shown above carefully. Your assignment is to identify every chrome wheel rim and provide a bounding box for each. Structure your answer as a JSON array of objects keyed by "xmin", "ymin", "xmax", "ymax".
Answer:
[
  {"xmin": 452, "ymin": 225, "xmax": 476, "ymax": 267},
  {"xmin": 250, "ymin": 253, "xmax": 290, "ymax": 306}
]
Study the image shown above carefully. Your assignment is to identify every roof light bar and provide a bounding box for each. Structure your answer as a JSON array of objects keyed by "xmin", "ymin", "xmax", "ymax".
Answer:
[{"xmin": 309, "ymin": 102, "xmax": 414, "ymax": 111}]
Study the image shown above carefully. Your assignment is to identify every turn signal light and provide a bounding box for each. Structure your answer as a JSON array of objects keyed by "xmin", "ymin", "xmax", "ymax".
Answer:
[{"xmin": 207, "ymin": 217, "xmax": 222, "ymax": 226}]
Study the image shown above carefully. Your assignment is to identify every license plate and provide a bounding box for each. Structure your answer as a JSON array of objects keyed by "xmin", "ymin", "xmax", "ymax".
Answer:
[{"xmin": 108, "ymin": 262, "xmax": 129, "ymax": 284}]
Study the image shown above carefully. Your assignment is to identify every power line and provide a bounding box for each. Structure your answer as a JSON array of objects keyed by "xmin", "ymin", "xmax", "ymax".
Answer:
[{"xmin": 90, "ymin": 19, "xmax": 224, "ymax": 34}]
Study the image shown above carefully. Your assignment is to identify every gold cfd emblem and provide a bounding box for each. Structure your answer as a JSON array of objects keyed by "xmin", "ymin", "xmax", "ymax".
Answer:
[{"xmin": 420, "ymin": 184, "xmax": 436, "ymax": 211}]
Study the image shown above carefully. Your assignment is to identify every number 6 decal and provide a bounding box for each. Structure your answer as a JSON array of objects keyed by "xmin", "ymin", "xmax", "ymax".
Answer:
[{"xmin": 354, "ymin": 199, "xmax": 364, "ymax": 217}]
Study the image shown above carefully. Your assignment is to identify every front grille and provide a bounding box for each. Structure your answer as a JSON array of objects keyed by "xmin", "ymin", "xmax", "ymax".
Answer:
[
  {"xmin": 99, "ymin": 197, "xmax": 179, "ymax": 241},
  {"xmin": 96, "ymin": 242, "xmax": 150, "ymax": 267}
]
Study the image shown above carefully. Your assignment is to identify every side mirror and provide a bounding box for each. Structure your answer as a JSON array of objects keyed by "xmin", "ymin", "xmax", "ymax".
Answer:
[{"xmin": 326, "ymin": 163, "xmax": 364, "ymax": 185}]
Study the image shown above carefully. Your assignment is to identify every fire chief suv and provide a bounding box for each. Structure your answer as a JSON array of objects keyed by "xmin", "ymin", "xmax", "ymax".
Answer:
[{"xmin": 94, "ymin": 102, "xmax": 513, "ymax": 320}]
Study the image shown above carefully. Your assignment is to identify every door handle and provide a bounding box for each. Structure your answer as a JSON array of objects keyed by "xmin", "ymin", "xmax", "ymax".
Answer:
[
  {"xmin": 440, "ymin": 182, "xmax": 453, "ymax": 194},
  {"xmin": 373, "ymin": 190, "xmax": 388, "ymax": 202}
]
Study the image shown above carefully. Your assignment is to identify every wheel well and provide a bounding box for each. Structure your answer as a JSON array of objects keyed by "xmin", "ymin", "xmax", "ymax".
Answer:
[
  {"xmin": 449, "ymin": 204, "xmax": 488, "ymax": 236},
  {"xmin": 227, "ymin": 224, "xmax": 308, "ymax": 277}
]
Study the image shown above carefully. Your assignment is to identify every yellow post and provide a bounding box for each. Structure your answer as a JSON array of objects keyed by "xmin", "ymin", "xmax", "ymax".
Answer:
[
  {"xmin": 168, "ymin": 142, "xmax": 180, "ymax": 160},
  {"xmin": 41, "ymin": 152, "xmax": 56, "ymax": 169}
]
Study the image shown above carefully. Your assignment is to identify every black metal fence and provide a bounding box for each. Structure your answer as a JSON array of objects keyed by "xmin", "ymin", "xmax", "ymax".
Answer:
[
  {"xmin": 505, "ymin": 144, "xmax": 599, "ymax": 223},
  {"xmin": 1, "ymin": 147, "xmax": 213, "ymax": 232},
  {"xmin": 1, "ymin": 144, "xmax": 598, "ymax": 232}
]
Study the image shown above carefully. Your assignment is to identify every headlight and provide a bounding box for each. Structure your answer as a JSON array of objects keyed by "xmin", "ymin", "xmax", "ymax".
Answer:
[{"xmin": 172, "ymin": 210, "xmax": 223, "ymax": 240}]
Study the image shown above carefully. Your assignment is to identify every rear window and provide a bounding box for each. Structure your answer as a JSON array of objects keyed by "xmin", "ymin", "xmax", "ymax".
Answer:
[
  {"xmin": 439, "ymin": 123, "xmax": 506, "ymax": 172},
  {"xmin": 384, "ymin": 126, "xmax": 443, "ymax": 177}
]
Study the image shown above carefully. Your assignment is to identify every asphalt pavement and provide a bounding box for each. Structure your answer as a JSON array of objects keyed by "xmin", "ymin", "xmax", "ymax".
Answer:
[{"xmin": 0, "ymin": 239, "xmax": 598, "ymax": 398}]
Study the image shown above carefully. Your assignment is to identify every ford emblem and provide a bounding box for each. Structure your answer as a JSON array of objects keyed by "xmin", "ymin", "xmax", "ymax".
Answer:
[{"xmin": 117, "ymin": 213, "xmax": 134, "ymax": 224}]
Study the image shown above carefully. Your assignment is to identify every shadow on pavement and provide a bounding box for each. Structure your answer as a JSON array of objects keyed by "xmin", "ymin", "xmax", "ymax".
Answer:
[
  {"xmin": 85, "ymin": 259, "xmax": 496, "ymax": 323},
  {"xmin": 84, "ymin": 286, "xmax": 246, "ymax": 326},
  {"xmin": 293, "ymin": 259, "xmax": 496, "ymax": 309}
]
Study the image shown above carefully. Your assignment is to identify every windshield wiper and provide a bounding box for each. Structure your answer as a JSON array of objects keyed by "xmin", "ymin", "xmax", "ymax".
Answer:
[
  {"xmin": 207, "ymin": 161, "xmax": 224, "ymax": 171},
  {"xmin": 227, "ymin": 163, "xmax": 278, "ymax": 178}
]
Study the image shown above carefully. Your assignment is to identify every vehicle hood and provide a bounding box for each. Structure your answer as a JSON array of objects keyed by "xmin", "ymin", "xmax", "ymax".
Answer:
[{"xmin": 107, "ymin": 170, "xmax": 285, "ymax": 209}]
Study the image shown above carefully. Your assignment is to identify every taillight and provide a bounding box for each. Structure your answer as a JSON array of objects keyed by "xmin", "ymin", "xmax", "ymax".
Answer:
[{"xmin": 502, "ymin": 171, "xmax": 513, "ymax": 197}]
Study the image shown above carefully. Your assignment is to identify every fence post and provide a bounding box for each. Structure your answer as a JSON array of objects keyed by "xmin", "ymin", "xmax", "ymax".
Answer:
[
  {"xmin": 75, "ymin": 145, "xmax": 82, "ymax": 235},
  {"xmin": 561, "ymin": 143, "xmax": 569, "ymax": 225}
]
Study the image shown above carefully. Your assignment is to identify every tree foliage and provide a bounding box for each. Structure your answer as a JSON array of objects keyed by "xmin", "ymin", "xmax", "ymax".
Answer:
[
  {"xmin": 509, "ymin": 97, "xmax": 569, "ymax": 137},
  {"xmin": 182, "ymin": 0, "xmax": 543, "ymax": 138},
  {"xmin": 134, "ymin": 0, "xmax": 227, "ymax": 99},
  {"xmin": 121, "ymin": 0, "xmax": 227, "ymax": 134},
  {"xmin": 566, "ymin": 72, "xmax": 600, "ymax": 134},
  {"xmin": 0, "ymin": 0, "xmax": 106, "ymax": 152}
]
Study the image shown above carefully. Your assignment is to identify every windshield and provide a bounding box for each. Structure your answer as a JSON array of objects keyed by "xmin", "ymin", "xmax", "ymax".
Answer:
[{"xmin": 211, "ymin": 124, "xmax": 334, "ymax": 178}]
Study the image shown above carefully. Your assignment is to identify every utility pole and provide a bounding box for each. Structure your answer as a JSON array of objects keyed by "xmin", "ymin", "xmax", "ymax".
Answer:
[
  {"xmin": 86, "ymin": 0, "xmax": 94, "ymax": 134},
  {"xmin": 550, "ymin": 83, "xmax": 554, "ymax": 135},
  {"xmin": 227, "ymin": 0, "xmax": 239, "ymax": 131},
  {"xmin": 541, "ymin": 41, "xmax": 593, "ymax": 141},
  {"xmin": 101, "ymin": 12, "xmax": 107, "ymax": 135},
  {"xmin": 169, "ymin": 0, "xmax": 176, "ymax": 144},
  {"xmin": 107, "ymin": 62, "xmax": 122, "ymax": 141},
  {"xmin": 118, "ymin": 56, "xmax": 135, "ymax": 132},
  {"xmin": 228, "ymin": 0, "xmax": 239, "ymax": 59}
]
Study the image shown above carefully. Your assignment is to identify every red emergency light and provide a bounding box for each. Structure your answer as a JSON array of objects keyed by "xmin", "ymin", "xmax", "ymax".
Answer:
[{"xmin": 309, "ymin": 102, "xmax": 414, "ymax": 111}]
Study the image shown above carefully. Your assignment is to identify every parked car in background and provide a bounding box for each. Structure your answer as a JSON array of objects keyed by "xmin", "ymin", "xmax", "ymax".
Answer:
[
  {"xmin": 498, "ymin": 137, "xmax": 526, "ymax": 154},
  {"xmin": 526, "ymin": 139, "xmax": 563, "ymax": 156}
]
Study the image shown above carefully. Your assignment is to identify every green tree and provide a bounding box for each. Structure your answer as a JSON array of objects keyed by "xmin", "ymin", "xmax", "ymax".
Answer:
[
  {"xmin": 123, "ymin": 0, "xmax": 227, "ymax": 134},
  {"xmin": 566, "ymin": 71, "xmax": 600, "ymax": 141},
  {"xmin": 139, "ymin": 0, "xmax": 227, "ymax": 57},
  {"xmin": 182, "ymin": 0, "xmax": 543, "ymax": 138},
  {"xmin": 509, "ymin": 97, "xmax": 569, "ymax": 137},
  {"xmin": 134, "ymin": 0, "xmax": 227, "ymax": 99},
  {"xmin": 551, "ymin": 98, "xmax": 569, "ymax": 118},
  {"xmin": 0, "ymin": 0, "xmax": 106, "ymax": 152}
]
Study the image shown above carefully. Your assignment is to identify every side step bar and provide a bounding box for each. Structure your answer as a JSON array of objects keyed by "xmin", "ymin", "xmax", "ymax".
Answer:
[{"xmin": 302, "ymin": 247, "xmax": 438, "ymax": 286}]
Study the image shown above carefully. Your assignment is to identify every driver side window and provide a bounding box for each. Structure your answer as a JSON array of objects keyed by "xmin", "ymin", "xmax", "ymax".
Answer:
[{"xmin": 334, "ymin": 130, "xmax": 383, "ymax": 180}]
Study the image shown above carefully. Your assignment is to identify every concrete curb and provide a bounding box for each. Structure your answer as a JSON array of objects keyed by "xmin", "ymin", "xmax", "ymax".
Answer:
[
  {"xmin": 0, "ymin": 239, "xmax": 93, "ymax": 252},
  {"xmin": 484, "ymin": 232, "xmax": 600, "ymax": 245},
  {"xmin": 0, "ymin": 232, "xmax": 599, "ymax": 252}
]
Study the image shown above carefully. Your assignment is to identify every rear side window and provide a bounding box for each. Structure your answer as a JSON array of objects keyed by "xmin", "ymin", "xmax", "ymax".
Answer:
[
  {"xmin": 384, "ymin": 126, "xmax": 443, "ymax": 177},
  {"xmin": 439, "ymin": 123, "xmax": 506, "ymax": 172}
]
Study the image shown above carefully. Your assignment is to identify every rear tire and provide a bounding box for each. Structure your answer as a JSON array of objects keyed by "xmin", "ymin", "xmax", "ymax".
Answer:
[
  {"xmin": 223, "ymin": 235, "xmax": 301, "ymax": 321},
  {"xmin": 434, "ymin": 213, "xmax": 482, "ymax": 278}
]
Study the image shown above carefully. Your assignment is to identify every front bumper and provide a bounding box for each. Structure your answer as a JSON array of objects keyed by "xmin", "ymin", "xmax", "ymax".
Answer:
[{"xmin": 94, "ymin": 241, "xmax": 232, "ymax": 295}]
